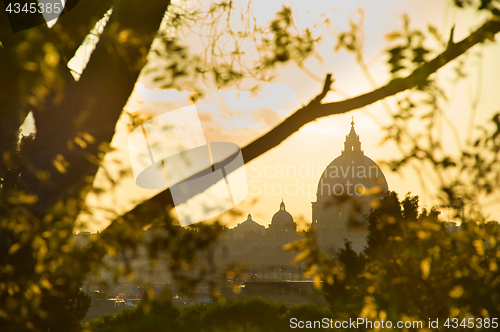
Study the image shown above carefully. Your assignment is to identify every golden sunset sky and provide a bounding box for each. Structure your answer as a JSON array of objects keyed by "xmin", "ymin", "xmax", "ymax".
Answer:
[{"xmin": 58, "ymin": 0, "xmax": 500, "ymax": 231}]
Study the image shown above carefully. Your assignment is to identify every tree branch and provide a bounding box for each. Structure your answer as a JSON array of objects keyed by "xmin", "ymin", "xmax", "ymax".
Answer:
[
  {"xmin": 19, "ymin": 0, "xmax": 172, "ymax": 217},
  {"xmin": 242, "ymin": 18, "xmax": 500, "ymax": 163},
  {"xmin": 308, "ymin": 73, "xmax": 333, "ymax": 106}
]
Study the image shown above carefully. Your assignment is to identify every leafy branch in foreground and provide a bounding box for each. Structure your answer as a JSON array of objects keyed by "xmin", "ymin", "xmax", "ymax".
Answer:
[
  {"xmin": 333, "ymin": 6, "xmax": 500, "ymax": 221},
  {"xmin": 145, "ymin": 4, "xmax": 325, "ymax": 100},
  {"xmin": 338, "ymin": 192, "xmax": 500, "ymax": 325},
  {"xmin": 291, "ymin": 192, "xmax": 500, "ymax": 327}
]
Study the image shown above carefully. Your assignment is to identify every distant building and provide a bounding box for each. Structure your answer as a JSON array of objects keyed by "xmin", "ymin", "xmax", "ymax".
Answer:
[
  {"xmin": 311, "ymin": 120, "xmax": 388, "ymax": 253},
  {"xmin": 231, "ymin": 212, "xmax": 266, "ymax": 239},
  {"xmin": 213, "ymin": 200, "xmax": 302, "ymax": 281},
  {"xmin": 79, "ymin": 121, "xmax": 389, "ymax": 289}
]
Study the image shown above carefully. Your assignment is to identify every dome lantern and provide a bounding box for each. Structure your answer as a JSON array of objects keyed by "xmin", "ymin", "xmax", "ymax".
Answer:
[
  {"xmin": 271, "ymin": 200, "xmax": 294, "ymax": 224},
  {"xmin": 343, "ymin": 117, "xmax": 362, "ymax": 154}
]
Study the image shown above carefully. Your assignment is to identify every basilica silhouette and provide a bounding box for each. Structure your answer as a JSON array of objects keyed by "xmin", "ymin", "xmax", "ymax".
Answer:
[
  {"xmin": 212, "ymin": 120, "xmax": 389, "ymax": 279},
  {"xmin": 79, "ymin": 121, "xmax": 389, "ymax": 286}
]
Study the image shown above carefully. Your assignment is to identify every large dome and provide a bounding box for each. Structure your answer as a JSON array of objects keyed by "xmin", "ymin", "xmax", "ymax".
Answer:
[
  {"xmin": 316, "ymin": 120, "xmax": 388, "ymax": 199},
  {"xmin": 271, "ymin": 201, "xmax": 294, "ymax": 225}
]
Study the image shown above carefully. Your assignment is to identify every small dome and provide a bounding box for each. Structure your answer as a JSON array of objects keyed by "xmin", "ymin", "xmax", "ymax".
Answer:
[
  {"xmin": 240, "ymin": 212, "xmax": 262, "ymax": 227},
  {"xmin": 231, "ymin": 212, "xmax": 265, "ymax": 238},
  {"xmin": 271, "ymin": 200, "xmax": 294, "ymax": 225}
]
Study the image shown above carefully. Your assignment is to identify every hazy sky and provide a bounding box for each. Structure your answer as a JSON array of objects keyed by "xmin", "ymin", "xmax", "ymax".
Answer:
[{"xmin": 73, "ymin": 0, "xmax": 500, "ymax": 231}]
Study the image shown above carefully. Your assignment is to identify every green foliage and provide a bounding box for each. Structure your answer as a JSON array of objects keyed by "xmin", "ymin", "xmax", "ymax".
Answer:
[
  {"xmin": 0, "ymin": 132, "xmax": 92, "ymax": 331},
  {"xmin": 461, "ymin": 113, "xmax": 500, "ymax": 196},
  {"xmin": 147, "ymin": 3, "xmax": 324, "ymax": 94},
  {"xmin": 385, "ymin": 14, "xmax": 430, "ymax": 83},
  {"xmin": 0, "ymin": 131, "xmax": 225, "ymax": 330},
  {"xmin": 84, "ymin": 297, "xmax": 333, "ymax": 332},
  {"xmin": 201, "ymin": 298, "xmax": 287, "ymax": 331},
  {"xmin": 2, "ymin": 1, "xmax": 500, "ymax": 331},
  {"xmin": 384, "ymin": 90, "xmax": 500, "ymax": 220},
  {"xmin": 364, "ymin": 192, "xmax": 440, "ymax": 258},
  {"xmin": 85, "ymin": 192, "xmax": 500, "ymax": 331},
  {"xmin": 454, "ymin": 0, "xmax": 500, "ymax": 15},
  {"xmin": 376, "ymin": 6, "xmax": 500, "ymax": 223},
  {"xmin": 323, "ymin": 192, "xmax": 500, "ymax": 329},
  {"xmin": 0, "ymin": 206, "xmax": 92, "ymax": 332},
  {"xmin": 335, "ymin": 7, "xmax": 499, "ymax": 224},
  {"xmin": 257, "ymin": 6, "xmax": 318, "ymax": 71},
  {"xmin": 323, "ymin": 241, "xmax": 366, "ymax": 318}
]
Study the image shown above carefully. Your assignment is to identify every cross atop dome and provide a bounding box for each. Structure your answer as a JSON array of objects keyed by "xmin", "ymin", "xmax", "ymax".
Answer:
[{"xmin": 343, "ymin": 118, "xmax": 363, "ymax": 154}]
